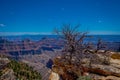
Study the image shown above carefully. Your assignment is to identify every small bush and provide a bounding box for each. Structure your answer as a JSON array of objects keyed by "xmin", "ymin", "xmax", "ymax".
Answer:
[
  {"xmin": 77, "ymin": 76, "xmax": 92, "ymax": 80},
  {"xmin": 0, "ymin": 71, "xmax": 2, "ymax": 77},
  {"xmin": 103, "ymin": 56, "xmax": 110, "ymax": 65}
]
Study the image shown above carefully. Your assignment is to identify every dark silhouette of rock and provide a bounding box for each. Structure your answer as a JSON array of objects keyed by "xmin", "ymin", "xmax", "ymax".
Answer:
[{"xmin": 46, "ymin": 59, "xmax": 53, "ymax": 69}]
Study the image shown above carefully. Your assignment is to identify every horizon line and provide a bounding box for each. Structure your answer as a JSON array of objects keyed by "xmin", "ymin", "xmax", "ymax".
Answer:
[{"xmin": 0, "ymin": 32, "xmax": 120, "ymax": 36}]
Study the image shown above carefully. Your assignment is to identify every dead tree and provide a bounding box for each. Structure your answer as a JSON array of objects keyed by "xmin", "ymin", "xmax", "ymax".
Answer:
[{"xmin": 54, "ymin": 24, "xmax": 88, "ymax": 65}]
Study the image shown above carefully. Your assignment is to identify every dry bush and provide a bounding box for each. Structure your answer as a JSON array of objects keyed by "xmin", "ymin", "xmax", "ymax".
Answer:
[{"xmin": 111, "ymin": 53, "xmax": 120, "ymax": 59}]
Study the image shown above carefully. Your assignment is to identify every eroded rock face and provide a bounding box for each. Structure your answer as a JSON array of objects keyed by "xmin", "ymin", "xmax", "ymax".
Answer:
[{"xmin": 49, "ymin": 71, "xmax": 60, "ymax": 80}]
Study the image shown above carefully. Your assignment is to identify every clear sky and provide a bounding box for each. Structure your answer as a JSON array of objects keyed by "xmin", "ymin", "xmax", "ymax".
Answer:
[{"xmin": 0, "ymin": 0, "xmax": 120, "ymax": 35}]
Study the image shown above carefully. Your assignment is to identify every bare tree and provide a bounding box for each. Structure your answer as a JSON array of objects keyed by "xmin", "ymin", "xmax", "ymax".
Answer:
[
  {"xmin": 53, "ymin": 24, "xmax": 113, "ymax": 80},
  {"xmin": 54, "ymin": 24, "xmax": 88, "ymax": 65}
]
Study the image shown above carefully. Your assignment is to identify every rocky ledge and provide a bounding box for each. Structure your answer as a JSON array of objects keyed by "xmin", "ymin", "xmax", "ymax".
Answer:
[{"xmin": 49, "ymin": 51, "xmax": 120, "ymax": 80}]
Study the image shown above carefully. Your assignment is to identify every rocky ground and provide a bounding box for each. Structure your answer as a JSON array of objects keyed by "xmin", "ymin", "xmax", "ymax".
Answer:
[{"xmin": 49, "ymin": 51, "xmax": 120, "ymax": 80}]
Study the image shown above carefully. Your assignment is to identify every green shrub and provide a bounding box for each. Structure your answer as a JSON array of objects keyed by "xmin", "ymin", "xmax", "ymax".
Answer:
[
  {"xmin": 77, "ymin": 76, "xmax": 92, "ymax": 80},
  {"xmin": 7, "ymin": 60, "xmax": 42, "ymax": 80},
  {"xmin": 0, "ymin": 71, "xmax": 2, "ymax": 77}
]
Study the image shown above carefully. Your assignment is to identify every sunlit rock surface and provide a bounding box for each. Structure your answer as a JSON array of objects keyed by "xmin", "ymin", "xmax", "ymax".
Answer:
[
  {"xmin": 49, "ymin": 71, "xmax": 60, "ymax": 80},
  {"xmin": 50, "ymin": 51, "xmax": 120, "ymax": 80}
]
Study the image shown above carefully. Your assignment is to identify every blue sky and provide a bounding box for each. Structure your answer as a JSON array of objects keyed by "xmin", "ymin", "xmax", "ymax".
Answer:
[{"xmin": 0, "ymin": 0, "xmax": 120, "ymax": 35}]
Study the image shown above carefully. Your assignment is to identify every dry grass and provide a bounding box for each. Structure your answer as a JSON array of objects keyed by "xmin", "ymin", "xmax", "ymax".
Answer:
[{"xmin": 111, "ymin": 53, "xmax": 120, "ymax": 59}]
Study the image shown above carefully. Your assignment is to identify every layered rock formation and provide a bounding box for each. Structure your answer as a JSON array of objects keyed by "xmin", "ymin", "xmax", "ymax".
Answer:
[{"xmin": 0, "ymin": 38, "xmax": 63, "ymax": 58}]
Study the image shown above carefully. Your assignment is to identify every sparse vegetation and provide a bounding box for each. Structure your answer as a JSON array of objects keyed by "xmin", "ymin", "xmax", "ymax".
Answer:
[
  {"xmin": 7, "ymin": 59, "xmax": 42, "ymax": 80},
  {"xmin": 0, "ymin": 71, "xmax": 2, "ymax": 77},
  {"xmin": 102, "ymin": 52, "xmax": 111, "ymax": 65},
  {"xmin": 77, "ymin": 76, "xmax": 92, "ymax": 80}
]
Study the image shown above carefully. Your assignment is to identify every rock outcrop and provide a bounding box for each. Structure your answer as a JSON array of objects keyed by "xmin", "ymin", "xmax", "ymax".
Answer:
[
  {"xmin": 49, "ymin": 71, "xmax": 60, "ymax": 80},
  {"xmin": 0, "ymin": 55, "xmax": 42, "ymax": 80},
  {"xmin": 50, "ymin": 52, "xmax": 120, "ymax": 80}
]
